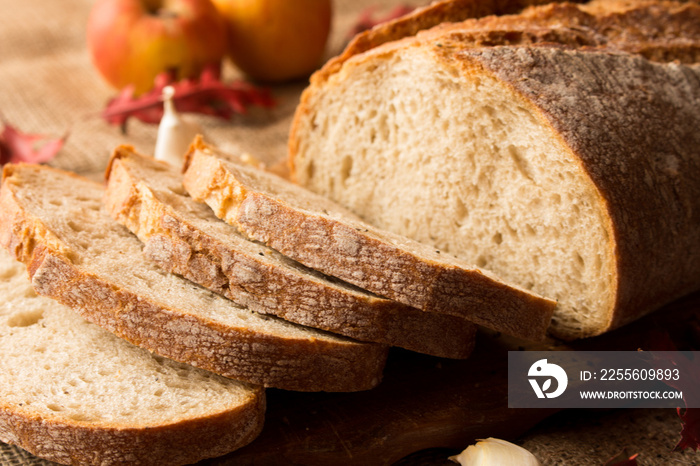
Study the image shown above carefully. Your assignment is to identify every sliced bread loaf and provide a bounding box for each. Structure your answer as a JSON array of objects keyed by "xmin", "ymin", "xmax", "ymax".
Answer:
[
  {"xmin": 0, "ymin": 163, "xmax": 388, "ymax": 392},
  {"xmin": 288, "ymin": 4, "xmax": 700, "ymax": 339},
  {"xmin": 326, "ymin": 0, "xmax": 578, "ymax": 79},
  {"xmin": 104, "ymin": 146, "xmax": 476, "ymax": 358},
  {"xmin": 326, "ymin": 0, "xmax": 700, "ymax": 79},
  {"xmin": 0, "ymin": 248, "xmax": 264, "ymax": 466},
  {"xmin": 183, "ymin": 137, "xmax": 556, "ymax": 341}
]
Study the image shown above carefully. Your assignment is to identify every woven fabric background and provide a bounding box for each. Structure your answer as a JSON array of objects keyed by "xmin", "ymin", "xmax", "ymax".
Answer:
[
  {"xmin": 0, "ymin": 0, "xmax": 364, "ymax": 180},
  {"xmin": 1, "ymin": 0, "xmax": 699, "ymax": 464}
]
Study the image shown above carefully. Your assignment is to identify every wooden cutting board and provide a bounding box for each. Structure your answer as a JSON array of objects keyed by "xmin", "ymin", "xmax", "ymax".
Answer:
[{"xmin": 206, "ymin": 291, "xmax": 700, "ymax": 465}]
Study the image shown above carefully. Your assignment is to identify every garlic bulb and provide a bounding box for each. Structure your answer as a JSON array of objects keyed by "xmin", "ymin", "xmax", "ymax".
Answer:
[
  {"xmin": 154, "ymin": 86, "xmax": 202, "ymax": 167},
  {"xmin": 449, "ymin": 438, "xmax": 540, "ymax": 466}
]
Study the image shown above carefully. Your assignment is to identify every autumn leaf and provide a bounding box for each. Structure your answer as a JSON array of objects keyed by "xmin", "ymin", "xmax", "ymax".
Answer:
[
  {"xmin": 675, "ymin": 407, "xmax": 700, "ymax": 451},
  {"xmin": 664, "ymin": 349, "xmax": 700, "ymax": 452},
  {"xmin": 101, "ymin": 65, "xmax": 276, "ymax": 132},
  {"xmin": 0, "ymin": 119, "xmax": 66, "ymax": 166},
  {"xmin": 347, "ymin": 4, "xmax": 416, "ymax": 39},
  {"xmin": 604, "ymin": 449, "xmax": 639, "ymax": 466},
  {"xmin": 646, "ymin": 329, "xmax": 700, "ymax": 451}
]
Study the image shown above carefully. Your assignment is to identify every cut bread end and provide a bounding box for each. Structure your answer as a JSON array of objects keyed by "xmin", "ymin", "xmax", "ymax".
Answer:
[{"xmin": 290, "ymin": 44, "xmax": 616, "ymax": 339}]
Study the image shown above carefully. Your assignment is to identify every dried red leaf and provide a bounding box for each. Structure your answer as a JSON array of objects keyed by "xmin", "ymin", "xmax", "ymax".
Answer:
[
  {"xmin": 646, "ymin": 332, "xmax": 700, "ymax": 451},
  {"xmin": 0, "ymin": 120, "xmax": 66, "ymax": 166},
  {"xmin": 676, "ymin": 407, "xmax": 700, "ymax": 451},
  {"xmin": 604, "ymin": 449, "xmax": 639, "ymax": 466},
  {"xmin": 101, "ymin": 65, "xmax": 276, "ymax": 132},
  {"xmin": 347, "ymin": 4, "xmax": 416, "ymax": 39},
  {"xmin": 666, "ymin": 351, "xmax": 700, "ymax": 452}
]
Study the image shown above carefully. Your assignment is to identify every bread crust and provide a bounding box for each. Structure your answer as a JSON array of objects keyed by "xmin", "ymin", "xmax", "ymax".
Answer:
[
  {"xmin": 323, "ymin": 0, "xmax": 700, "ymax": 85},
  {"xmin": 183, "ymin": 139, "xmax": 556, "ymax": 341},
  {"xmin": 318, "ymin": 0, "xmax": 581, "ymax": 84},
  {"xmin": 422, "ymin": 1, "xmax": 700, "ymax": 63},
  {"xmin": 0, "ymin": 164, "xmax": 388, "ymax": 392},
  {"xmin": 104, "ymin": 147, "xmax": 477, "ymax": 359},
  {"xmin": 0, "ymin": 394, "xmax": 265, "ymax": 466}
]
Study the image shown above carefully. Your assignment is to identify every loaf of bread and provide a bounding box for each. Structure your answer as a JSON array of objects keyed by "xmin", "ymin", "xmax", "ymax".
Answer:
[
  {"xmin": 0, "ymin": 163, "xmax": 388, "ymax": 392},
  {"xmin": 104, "ymin": 145, "xmax": 477, "ymax": 359},
  {"xmin": 327, "ymin": 0, "xmax": 700, "ymax": 76},
  {"xmin": 289, "ymin": 0, "xmax": 700, "ymax": 339},
  {"xmin": 330, "ymin": 0, "xmax": 583, "ymax": 74},
  {"xmin": 183, "ymin": 136, "xmax": 556, "ymax": 341},
  {"xmin": 0, "ymin": 248, "xmax": 265, "ymax": 465}
]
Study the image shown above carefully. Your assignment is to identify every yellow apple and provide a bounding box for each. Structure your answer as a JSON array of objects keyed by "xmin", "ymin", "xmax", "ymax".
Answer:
[
  {"xmin": 212, "ymin": 0, "xmax": 332, "ymax": 82},
  {"xmin": 87, "ymin": 0, "xmax": 228, "ymax": 94}
]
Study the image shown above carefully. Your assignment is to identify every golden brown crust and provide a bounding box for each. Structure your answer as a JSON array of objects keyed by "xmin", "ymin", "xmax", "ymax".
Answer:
[
  {"xmin": 105, "ymin": 146, "xmax": 477, "ymax": 359},
  {"xmin": 184, "ymin": 142, "xmax": 557, "ymax": 341},
  {"xmin": 318, "ymin": 0, "xmax": 582, "ymax": 85},
  {"xmin": 431, "ymin": 0, "xmax": 700, "ymax": 63},
  {"xmin": 331, "ymin": 0, "xmax": 700, "ymax": 77},
  {"xmin": 0, "ymin": 395, "xmax": 265, "ymax": 466},
  {"xmin": 0, "ymin": 163, "xmax": 388, "ymax": 392}
]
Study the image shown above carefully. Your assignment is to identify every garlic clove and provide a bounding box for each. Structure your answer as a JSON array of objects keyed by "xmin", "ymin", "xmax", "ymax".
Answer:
[
  {"xmin": 154, "ymin": 86, "xmax": 202, "ymax": 167},
  {"xmin": 449, "ymin": 438, "xmax": 540, "ymax": 466},
  {"xmin": 239, "ymin": 152, "xmax": 266, "ymax": 170},
  {"xmin": 216, "ymin": 141, "xmax": 267, "ymax": 171}
]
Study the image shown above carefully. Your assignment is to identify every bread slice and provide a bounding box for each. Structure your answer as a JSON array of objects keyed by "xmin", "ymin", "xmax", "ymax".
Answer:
[
  {"xmin": 288, "ymin": 5, "xmax": 700, "ymax": 339},
  {"xmin": 183, "ymin": 137, "xmax": 556, "ymax": 341},
  {"xmin": 0, "ymin": 163, "xmax": 388, "ymax": 392},
  {"xmin": 0, "ymin": 248, "xmax": 265, "ymax": 465},
  {"xmin": 104, "ymin": 146, "xmax": 476, "ymax": 358}
]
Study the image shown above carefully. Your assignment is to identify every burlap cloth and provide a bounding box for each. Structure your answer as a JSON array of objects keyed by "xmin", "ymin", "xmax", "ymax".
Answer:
[{"xmin": 1, "ymin": 0, "xmax": 699, "ymax": 464}]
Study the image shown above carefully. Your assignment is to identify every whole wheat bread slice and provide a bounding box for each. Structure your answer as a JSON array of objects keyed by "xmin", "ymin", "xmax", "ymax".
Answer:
[
  {"xmin": 183, "ymin": 137, "xmax": 556, "ymax": 341},
  {"xmin": 0, "ymin": 248, "xmax": 264, "ymax": 466},
  {"xmin": 288, "ymin": 2, "xmax": 700, "ymax": 339},
  {"xmin": 104, "ymin": 146, "xmax": 476, "ymax": 358},
  {"xmin": 0, "ymin": 163, "xmax": 388, "ymax": 392}
]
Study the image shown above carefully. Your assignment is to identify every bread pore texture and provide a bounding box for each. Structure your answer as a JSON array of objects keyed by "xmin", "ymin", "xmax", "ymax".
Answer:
[
  {"xmin": 183, "ymin": 137, "xmax": 555, "ymax": 341},
  {"xmin": 0, "ymin": 248, "xmax": 265, "ymax": 466},
  {"xmin": 290, "ymin": 43, "xmax": 700, "ymax": 339}
]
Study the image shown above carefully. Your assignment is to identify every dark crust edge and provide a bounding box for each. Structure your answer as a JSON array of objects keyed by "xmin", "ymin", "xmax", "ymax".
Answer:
[{"xmin": 0, "ymin": 395, "xmax": 265, "ymax": 466}]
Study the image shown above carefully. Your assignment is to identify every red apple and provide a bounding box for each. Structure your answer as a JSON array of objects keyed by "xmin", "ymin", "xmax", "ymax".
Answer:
[
  {"xmin": 212, "ymin": 0, "xmax": 331, "ymax": 83},
  {"xmin": 87, "ymin": 0, "xmax": 227, "ymax": 94}
]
